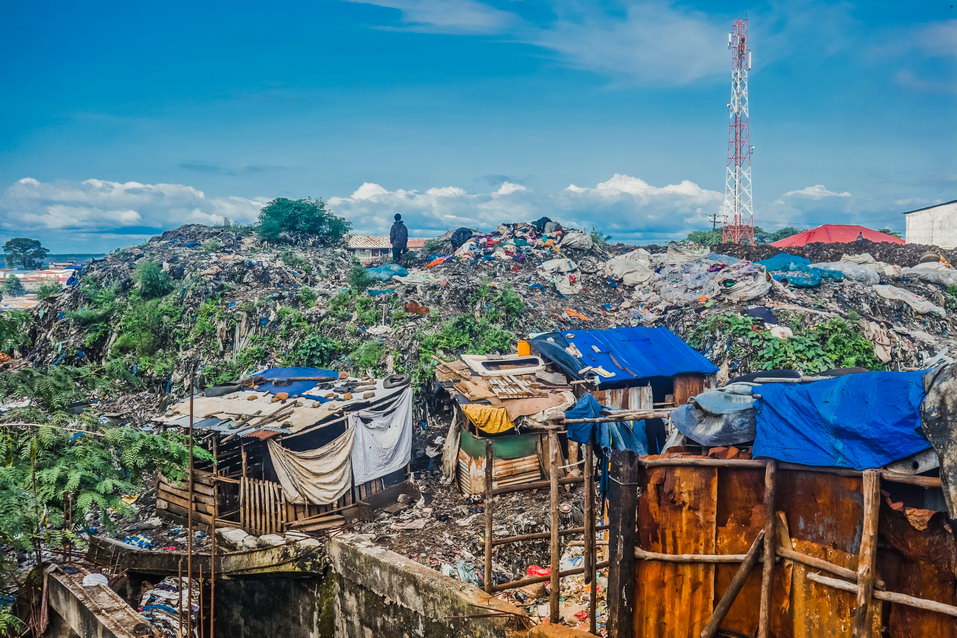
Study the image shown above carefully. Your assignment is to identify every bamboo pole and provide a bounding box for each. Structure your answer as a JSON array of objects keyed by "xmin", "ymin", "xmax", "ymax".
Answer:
[
  {"xmin": 634, "ymin": 456, "xmax": 940, "ymax": 488},
  {"xmin": 758, "ymin": 460, "xmax": 777, "ymax": 638},
  {"xmin": 634, "ymin": 547, "xmax": 748, "ymax": 563},
  {"xmin": 490, "ymin": 475, "xmax": 582, "ymax": 497},
  {"xmin": 548, "ymin": 429, "xmax": 561, "ymax": 624},
  {"xmin": 557, "ymin": 410, "xmax": 672, "ymax": 424},
  {"xmin": 852, "ymin": 470, "xmax": 880, "ymax": 637},
  {"xmin": 778, "ymin": 546, "xmax": 884, "ymax": 588},
  {"xmin": 490, "ymin": 524, "xmax": 608, "ymax": 546},
  {"xmin": 807, "ymin": 572, "xmax": 957, "ymax": 618},
  {"xmin": 700, "ymin": 530, "xmax": 765, "ymax": 638},
  {"xmin": 490, "ymin": 560, "xmax": 611, "ymax": 593},
  {"xmin": 484, "ymin": 439, "xmax": 494, "ymax": 592},
  {"xmin": 186, "ymin": 361, "xmax": 196, "ymax": 638},
  {"xmin": 585, "ymin": 441, "xmax": 597, "ymax": 636}
]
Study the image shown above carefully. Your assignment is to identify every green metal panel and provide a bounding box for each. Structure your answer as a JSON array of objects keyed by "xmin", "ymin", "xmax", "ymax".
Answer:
[{"xmin": 459, "ymin": 428, "xmax": 539, "ymax": 460}]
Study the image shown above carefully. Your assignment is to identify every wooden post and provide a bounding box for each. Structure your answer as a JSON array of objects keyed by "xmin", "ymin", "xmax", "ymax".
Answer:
[
  {"xmin": 852, "ymin": 470, "xmax": 880, "ymax": 637},
  {"xmin": 758, "ymin": 459, "xmax": 777, "ymax": 638},
  {"xmin": 700, "ymin": 530, "xmax": 766, "ymax": 638},
  {"xmin": 585, "ymin": 441, "xmax": 597, "ymax": 636},
  {"xmin": 548, "ymin": 429, "xmax": 561, "ymax": 624},
  {"xmin": 484, "ymin": 439, "xmax": 494, "ymax": 592},
  {"xmin": 607, "ymin": 449, "xmax": 639, "ymax": 638}
]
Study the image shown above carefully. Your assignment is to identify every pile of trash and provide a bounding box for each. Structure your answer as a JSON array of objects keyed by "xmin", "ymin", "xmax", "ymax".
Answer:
[{"xmin": 6, "ymin": 220, "xmax": 957, "ymax": 424}]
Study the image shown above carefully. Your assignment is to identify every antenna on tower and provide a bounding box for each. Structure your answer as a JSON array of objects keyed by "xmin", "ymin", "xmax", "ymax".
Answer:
[{"xmin": 721, "ymin": 18, "xmax": 755, "ymax": 245}]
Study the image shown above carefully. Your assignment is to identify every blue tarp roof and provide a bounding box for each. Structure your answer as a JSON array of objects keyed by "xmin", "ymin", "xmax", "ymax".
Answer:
[
  {"xmin": 252, "ymin": 367, "xmax": 338, "ymax": 397},
  {"xmin": 529, "ymin": 327, "xmax": 718, "ymax": 386},
  {"xmin": 753, "ymin": 371, "xmax": 930, "ymax": 469}
]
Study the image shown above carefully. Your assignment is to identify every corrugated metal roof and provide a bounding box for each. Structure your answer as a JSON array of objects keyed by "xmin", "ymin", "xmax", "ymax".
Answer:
[
  {"xmin": 346, "ymin": 235, "xmax": 429, "ymax": 249},
  {"xmin": 530, "ymin": 326, "xmax": 718, "ymax": 385}
]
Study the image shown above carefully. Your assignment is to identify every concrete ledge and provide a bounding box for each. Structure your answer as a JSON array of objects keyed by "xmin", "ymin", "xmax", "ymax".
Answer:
[
  {"xmin": 327, "ymin": 535, "xmax": 530, "ymax": 638},
  {"xmin": 46, "ymin": 567, "xmax": 154, "ymax": 638}
]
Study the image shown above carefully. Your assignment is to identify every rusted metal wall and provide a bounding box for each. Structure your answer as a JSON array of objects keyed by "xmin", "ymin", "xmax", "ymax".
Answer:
[{"xmin": 630, "ymin": 460, "xmax": 957, "ymax": 637}]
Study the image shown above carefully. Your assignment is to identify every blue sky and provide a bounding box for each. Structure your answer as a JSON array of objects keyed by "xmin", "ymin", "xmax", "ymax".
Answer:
[{"xmin": 1, "ymin": 0, "xmax": 954, "ymax": 252}]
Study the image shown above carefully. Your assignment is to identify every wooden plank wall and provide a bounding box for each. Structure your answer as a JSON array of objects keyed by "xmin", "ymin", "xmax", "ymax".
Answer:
[{"xmin": 156, "ymin": 469, "xmax": 218, "ymax": 526}]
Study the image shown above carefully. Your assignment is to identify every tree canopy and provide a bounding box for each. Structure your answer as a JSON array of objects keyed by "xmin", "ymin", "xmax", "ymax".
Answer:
[
  {"xmin": 2, "ymin": 277, "xmax": 25, "ymax": 297},
  {"xmin": 256, "ymin": 197, "xmax": 351, "ymax": 245},
  {"xmin": 3, "ymin": 238, "xmax": 48, "ymax": 269},
  {"xmin": 682, "ymin": 226, "xmax": 805, "ymax": 246}
]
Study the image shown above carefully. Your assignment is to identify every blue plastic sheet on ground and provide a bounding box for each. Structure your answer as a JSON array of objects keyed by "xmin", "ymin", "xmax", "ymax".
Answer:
[
  {"xmin": 253, "ymin": 367, "xmax": 338, "ymax": 397},
  {"xmin": 366, "ymin": 263, "xmax": 408, "ymax": 281},
  {"xmin": 530, "ymin": 327, "xmax": 718, "ymax": 387},
  {"xmin": 753, "ymin": 371, "xmax": 930, "ymax": 469},
  {"xmin": 755, "ymin": 253, "xmax": 845, "ymax": 288}
]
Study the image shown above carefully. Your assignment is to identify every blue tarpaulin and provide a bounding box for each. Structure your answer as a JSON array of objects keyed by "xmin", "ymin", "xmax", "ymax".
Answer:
[
  {"xmin": 253, "ymin": 367, "xmax": 338, "ymax": 397},
  {"xmin": 755, "ymin": 253, "xmax": 845, "ymax": 288},
  {"xmin": 530, "ymin": 327, "xmax": 718, "ymax": 387},
  {"xmin": 753, "ymin": 371, "xmax": 931, "ymax": 469},
  {"xmin": 565, "ymin": 394, "xmax": 647, "ymax": 454}
]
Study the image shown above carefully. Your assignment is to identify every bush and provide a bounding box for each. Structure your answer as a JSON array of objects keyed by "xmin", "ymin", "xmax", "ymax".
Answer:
[
  {"xmin": 133, "ymin": 260, "xmax": 174, "ymax": 299},
  {"xmin": 257, "ymin": 197, "xmax": 351, "ymax": 245},
  {"xmin": 299, "ymin": 286, "xmax": 318, "ymax": 307},
  {"xmin": 2, "ymin": 277, "xmax": 25, "ymax": 297},
  {"xmin": 347, "ymin": 265, "xmax": 375, "ymax": 292},
  {"xmin": 296, "ymin": 334, "xmax": 345, "ymax": 368},
  {"xmin": 36, "ymin": 282, "xmax": 63, "ymax": 300}
]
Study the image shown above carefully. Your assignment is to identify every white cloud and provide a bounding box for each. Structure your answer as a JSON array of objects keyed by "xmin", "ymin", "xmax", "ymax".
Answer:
[
  {"xmin": 783, "ymin": 184, "xmax": 852, "ymax": 199},
  {"xmin": 328, "ymin": 175, "xmax": 723, "ymax": 241},
  {"xmin": 0, "ymin": 177, "xmax": 268, "ymax": 231},
  {"xmin": 916, "ymin": 20, "xmax": 957, "ymax": 58},
  {"xmin": 346, "ymin": 0, "xmax": 516, "ymax": 34}
]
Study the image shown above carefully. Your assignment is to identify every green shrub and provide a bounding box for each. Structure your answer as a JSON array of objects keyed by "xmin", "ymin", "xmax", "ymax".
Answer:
[
  {"xmin": 347, "ymin": 265, "xmax": 375, "ymax": 292},
  {"xmin": 133, "ymin": 259, "xmax": 174, "ymax": 299},
  {"xmin": 36, "ymin": 282, "xmax": 63, "ymax": 299},
  {"xmin": 299, "ymin": 286, "xmax": 318, "ymax": 307},
  {"xmin": 296, "ymin": 334, "xmax": 345, "ymax": 368},
  {"xmin": 256, "ymin": 197, "xmax": 351, "ymax": 245}
]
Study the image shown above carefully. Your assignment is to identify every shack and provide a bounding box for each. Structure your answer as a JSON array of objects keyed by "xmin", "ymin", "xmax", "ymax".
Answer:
[
  {"xmin": 529, "ymin": 326, "xmax": 719, "ymax": 409},
  {"xmin": 435, "ymin": 354, "xmax": 573, "ymax": 494},
  {"xmin": 602, "ymin": 365, "xmax": 957, "ymax": 637},
  {"xmin": 156, "ymin": 367, "xmax": 414, "ymax": 535}
]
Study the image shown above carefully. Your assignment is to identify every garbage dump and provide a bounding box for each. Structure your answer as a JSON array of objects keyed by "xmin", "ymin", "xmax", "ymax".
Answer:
[{"xmin": 2, "ymin": 220, "xmax": 957, "ymax": 635}]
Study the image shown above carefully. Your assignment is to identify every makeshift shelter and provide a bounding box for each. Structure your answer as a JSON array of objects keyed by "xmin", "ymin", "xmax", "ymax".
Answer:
[
  {"xmin": 434, "ymin": 354, "xmax": 575, "ymax": 494},
  {"xmin": 529, "ymin": 326, "xmax": 719, "ymax": 408},
  {"xmin": 156, "ymin": 367, "xmax": 414, "ymax": 535},
  {"xmin": 770, "ymin": 224, "xmax": 905, "ymax": 247}
]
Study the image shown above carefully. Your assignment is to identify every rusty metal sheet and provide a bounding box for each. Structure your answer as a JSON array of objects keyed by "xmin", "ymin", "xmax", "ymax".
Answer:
[
  {"xmin": 633, "ymin": 465, "xmax": 717, "ymax": 638},
  {"xmin": 880, "ymin": 496, "xmax": 957, "ymax": 638},
  {"xmin": 713, "ymin": 467, "xmax": 766, "ymax": 635},
  {"xmin": 775, "ymin": 470, "xmax": 864, "ymax": 554}
]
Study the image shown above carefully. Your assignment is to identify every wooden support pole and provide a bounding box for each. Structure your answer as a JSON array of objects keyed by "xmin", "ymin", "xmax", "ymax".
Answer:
[
  {"xmin": 585, "ymin": 441, "xmax": 597, "ymax": 636},
  {"xmin": 484, "ymin": 439, "xmax": 494, "ymax": 592},
  {"xmin": 633, "ymin": 547, "xmax": 747, "ymax": 563},
  {"xmin": 700, "ymin": 530, "xmax": 765, "ymax": 638},
  {"xmin": 490, "ymin": 475, "xmax": 583, "ymax": 497},
  {"xmin": 489, "ymin": 560, "xmax": 611, "ymax": 593},
  {"xmin": 807, "ymin": 572, "xmax": 957, "ymax": 619},
  {"xmin": 548, "ymin": 429, "xmax": 561, "ymax": 624},
  {"xmin": 607, "ymin": 449, "xmax": 639, "ymax": 638},
  {"xmin": 778, "ymin": 546, "xmax": 884, "ymax": 588},
  {"xmin": 491, "ymin": 524, "xmax": 608, "ymax": 547},
  {"xmin": 758, "ymin": 460, "xmax": 777, "ymax": 638},
  {"xmin": 852, "ymin": 470, "xmax": 881, "ymax": 638}
]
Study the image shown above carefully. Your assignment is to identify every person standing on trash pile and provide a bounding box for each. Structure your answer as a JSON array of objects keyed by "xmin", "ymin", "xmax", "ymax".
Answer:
[{"xmin": 390, "ymin": 213, "xmax": 408, "ymax": 263}]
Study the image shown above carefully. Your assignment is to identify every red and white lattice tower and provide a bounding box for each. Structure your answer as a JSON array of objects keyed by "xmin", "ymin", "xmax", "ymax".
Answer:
[{"xmin": 721, "ymin": 18, "xmax": 755, "ymax": 245}]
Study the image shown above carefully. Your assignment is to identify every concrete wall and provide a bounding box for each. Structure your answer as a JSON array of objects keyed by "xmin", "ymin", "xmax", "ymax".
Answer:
[
  {"xmin": 905, "ymin": 202, "xmax": 957, "ymax": 249},
  {"xmin": 327, "ymin": 536, "xmax": 529, "ymax": 638},
  {"xmin": 214, "ymin": 576, "xmax": 336, "ymax": 638}
]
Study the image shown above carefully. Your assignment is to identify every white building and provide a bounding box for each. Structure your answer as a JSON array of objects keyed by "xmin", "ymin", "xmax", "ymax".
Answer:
[{"xmin": 903, "ymin": 200, "xmax": 957, "ymax": 249}]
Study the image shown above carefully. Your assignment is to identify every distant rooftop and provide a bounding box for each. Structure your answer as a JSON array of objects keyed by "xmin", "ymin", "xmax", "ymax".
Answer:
[
  {"xmin": 346, "ymin": 235, "xmax": 429, "ymax": 250},
  {"xmin": 901, "ymin": 199, "xmax": 957, "ymax": 215}
]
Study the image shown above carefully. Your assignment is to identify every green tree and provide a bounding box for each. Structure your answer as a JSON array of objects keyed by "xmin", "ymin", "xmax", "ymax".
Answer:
[
  {"xmin": 756, "ymin": 226, "xmax": 803, "ymax": 243},
  {"xmin": 133, "ymin": 259, "xmax": 174, "ymax": 299},
  {"xmin": 2, "ymin": 277, "xmax": 25, "ymax": 297},
  {"xmin": 878, "ymin": 227, "xmax": 903, "ymax": 239},
  {"xmin": 256, "ymin": 197, "xmax": 351, "ymax": 245},
  {"xmin": 3, "ymin": 238, "xmax": 48, "ymax": 269},
  {"xmin": 685, "ymin": 230, "xmax": 723, "ymax": 246}
]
